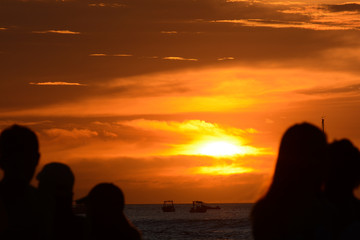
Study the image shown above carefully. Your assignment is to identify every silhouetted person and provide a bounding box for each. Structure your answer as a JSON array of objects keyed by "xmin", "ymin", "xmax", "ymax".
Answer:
[
  {"xmin": 324, "ymin": 139, "xmax": 360, "ymax": 239},
  {"xmin": 0, "ymin": 125, "xmax": 42, "ymax": 239},
  {"xmin": 78, "ymin": 183, "xmax": 141, "ymax": 240},
  {"xmin": 37, "ymin": 162, "xmax": 85, "ymax": 240},
  {"xmin": 251, "ymin": 123, "xmax": 331, "ymax": 240}
]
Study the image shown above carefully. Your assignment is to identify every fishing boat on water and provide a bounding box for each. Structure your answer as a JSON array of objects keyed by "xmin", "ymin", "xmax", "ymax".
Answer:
[
  {"xmin": 189, "ymin": 201, "xmax": 207, "ymax": 213},
  {"xmin": 162, "ymin": 200, "xmax": 175, "ymax": 212},
  {"xmin": 189, "ymin": 201, "xmax": 221, "ymax": 213}
]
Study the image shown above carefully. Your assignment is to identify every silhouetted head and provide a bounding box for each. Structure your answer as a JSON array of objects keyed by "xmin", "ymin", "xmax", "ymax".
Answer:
[
  {"xmin": 78, "ymin": 183, "xmax": 125, "ymax": 220},
  {"xmin": 79, "ymin": 183, "xmax": 140, "ymax": 239},
  {"xmin": 269, "ymin": 122, "xmax": 328, "ymax": 197},
  {"xmin": 0, "ymin": 125, "xmax": 40, "ymax": 184},
  {"xmin": 326, "ymin": 139, "xmax": 360, "ymax": 197},
  {"xmin": 37, "ymin": 162, "xmax": 75, "ymax": 197}
]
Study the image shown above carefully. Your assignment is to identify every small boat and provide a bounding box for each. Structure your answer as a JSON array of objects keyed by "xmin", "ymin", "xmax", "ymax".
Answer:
[
  {"xmin": 189, "ymin": 201, "xmax": 207, "ymax": 213},
  {"xmin": 162, "ymin": 200, "xmax": 175, "ymax": 212}
]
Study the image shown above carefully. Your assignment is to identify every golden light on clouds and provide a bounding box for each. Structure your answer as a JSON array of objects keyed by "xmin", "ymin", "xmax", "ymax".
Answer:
[
  {"xmin": 88, "ymin": 3, "xmax": 125, "ymax": 7},
  {"xmin": 32, "ymin": 30, "xmax": 81, "ymax": 34},
  {"xmin": 89, "ymin": 53, "xmax": 107, "ymax": 56},
  {"xmin": 43, "ymin": 128, "xmax": 98, "ymax": 139},
  {"xmin": 121, "ymin": 119, "xmax": 272, "ymax": 159},
  {"xmin": 191, "ymin": 165, "xmax": 254, "ymax": 175},
  {"xmin": 29, "ymin": 82, "xmax": 86, "ymax": 86},
  {"xmin": 113, "ymin": 54, "xmax": 132, "ymax": 57},
  {"xmin": 163, "ymin": 57, "xmax": 198, "ymax": 61},
  {"xmin": 89, "ymin": 53, "xmax": 133, "ymax": 57},
  {"xmin": 218, "ymin": 57, "xmax": 235, "ymax": 61},
  {"xmin": 161, "ymin": 31, "xmax": 178, "ymax": 34},
  {"xmin": 212, "ymin": 19, "xmax": 352, "ymax": 30},
  {"xmin": 3, "ymin": 65, "xmax": 359, "ymax": 119}
]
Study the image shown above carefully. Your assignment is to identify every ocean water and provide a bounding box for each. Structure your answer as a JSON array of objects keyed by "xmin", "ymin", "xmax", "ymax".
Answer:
[{"xmin": 125, "ymin": 203, "xmax": 254, "ymax": 240}]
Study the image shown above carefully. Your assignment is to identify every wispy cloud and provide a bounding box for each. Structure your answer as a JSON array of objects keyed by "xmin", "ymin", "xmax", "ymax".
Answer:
[
  {"xmin": 297, "ymin": 84, "xmax": 360, "ymax": 95},
  {"xmin": 43, "ymin": 128, "xmax": 98, "ymax": 139},
  {"xmin": 226, "ymin": 0, "xmax": 305, "ymax": 6},
  {"xmin": 113, "ymin": 54, "xmax": 132, "ymax": 57},
  {"xmin": 225, "ymin": 0, "xmax": 259, "ymax": 2},
  {"xmin": 121, "ymin": 119, "xmax": 231, "ymax": 134},
  {"xmin": 103, "ymin": 131, "xmax": 118, "ymax": 138},
  {"xmin": 32, "ymin": 30, "xmax": 81, "ymax": 34},
  {"xmin": 0, "ymin": 27, "xmax": 7, "ymax": 30},
  {"xmin": 311, "ymin": 11, "xmax": 360, "ymax": 30},
  {"xmin": 120, "ymin": 119, "xmax": 260, "ymax": 142},
  {"xmin": 89, "ymin": 53, "xmax": 107, "ymax": 57},
  {"xmin": 0, "ymin": 120, "xmax": 52, "ymax": 127},
  {"xmin": 88, "ymin": 3, "xmax": 125, "ymax": 8},
  {"xmin": 29, "ymin": 82, "xmax": 86, "ymax": 86},
  {"xmin": 213, "ymin": 19, "xmax": 353, "ymax": 30},
  {"xmin": 279, "ymin": 4, "xmax": 360, "ymax": 30},
  {"xmin": 161, "ymin": 31, "xmax": 178, "ymax": 34},
  {"xmin": 163, "ymin": 56, "xmax": 198, "ymax": 61},
  {"xmin": 89, "ymin": 53, "xmax": 132, "ymax": 57},
  {"xmin": 218, "ymin": 57, "xmax": 235, "ymax": 61},
  {"xmin": 213, "ymin": 2, "xmax": 360, "ymax": 31}
]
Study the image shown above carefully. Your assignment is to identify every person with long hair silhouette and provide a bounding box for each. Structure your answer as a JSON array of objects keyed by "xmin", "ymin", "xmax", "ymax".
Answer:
[{"xmin": 251, "ymin": 123, "xmax": 331, "ymax": 240}]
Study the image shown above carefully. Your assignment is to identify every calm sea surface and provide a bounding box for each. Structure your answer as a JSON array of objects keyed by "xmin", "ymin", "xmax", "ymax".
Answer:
[{"xmin": 125, "ymin": 203, "xmax": 254, "ymax": 240}]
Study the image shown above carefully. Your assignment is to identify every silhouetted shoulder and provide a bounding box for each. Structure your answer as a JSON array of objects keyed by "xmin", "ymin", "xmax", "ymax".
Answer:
[
  {"xmin": 126, "ymin": 226, "xmax": 142, "ymax": 240},
  {"xmin": 0, "ymin": 184, "xmax": 42, "ymax": 240}
]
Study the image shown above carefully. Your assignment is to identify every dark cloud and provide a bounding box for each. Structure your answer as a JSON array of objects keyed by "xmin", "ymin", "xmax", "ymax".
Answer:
[
  {"xmin": 297, "ymin": 84, "xmax": 360, "ymax": 95},
  {"xmin": 326, "ymin": 3, "xmax": 360, "ymax": 12}
]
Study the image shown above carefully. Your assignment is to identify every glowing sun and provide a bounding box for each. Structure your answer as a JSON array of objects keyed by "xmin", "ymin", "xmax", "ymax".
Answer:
[
  {"xmin": 189, "ymin": 140, "xmax": 261, "ymax": 157},
  {"xmin": 171, "ymin": 138, "xmax": 267, "ymax": 158},
  {"xmin": 197, "ymin": 141, "xmax": 243, "ymax": 157}
]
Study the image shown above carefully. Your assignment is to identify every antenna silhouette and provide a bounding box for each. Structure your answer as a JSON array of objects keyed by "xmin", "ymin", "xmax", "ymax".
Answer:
[{"xmin": 321, "ymin": 115, "xmax": 325, "ymax": 133}]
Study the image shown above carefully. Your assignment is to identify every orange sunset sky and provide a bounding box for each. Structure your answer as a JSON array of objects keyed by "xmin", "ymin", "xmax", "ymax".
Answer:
[{"xmin": 1, "ymin": 0, "xmax": 360, "ymax": 203}]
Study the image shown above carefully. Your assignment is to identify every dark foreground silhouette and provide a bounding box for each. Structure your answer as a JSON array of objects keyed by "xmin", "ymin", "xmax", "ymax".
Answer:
[
  {"xmin": 0, "ymin": 124, "xmax": 142, "ymax": 240},
  {"xmin": 1, "ymin": 123, "xmax": 360, "ymax": 240},
  {"xmin": 251, "ymin": 123, "xmax": 332, "ymax": 240},
  {"xmin": 77, "ymin": 183, "xmax": 142, "ymax": 240},
  {"xmin": 37, "ymin": 162, "xmax": 85, "ymax": 240},
  {"xmin": 325, "ymin": 139, "xmax": 360, "ymax": 239},
  {"xmin": 0, "ymin": 125, "xmax": 43, "ymax": 239}
]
